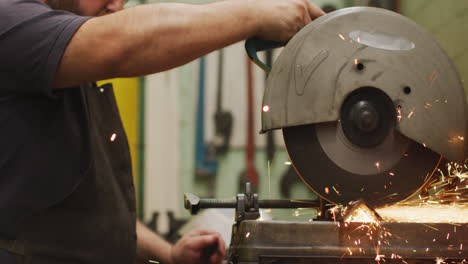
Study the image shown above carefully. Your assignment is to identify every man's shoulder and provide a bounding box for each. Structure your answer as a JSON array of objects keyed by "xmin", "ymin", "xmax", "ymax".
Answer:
[
  {"xmin": 1, "ymin": 0, "xmax": 48, "ymax": 7},
  {"xmin": 0, "ymin": 0, "xmax": 52, "ymax": 33},
  {"xmin": 0, "ymin": 0, "xmax": 50, "ymax": 12}
]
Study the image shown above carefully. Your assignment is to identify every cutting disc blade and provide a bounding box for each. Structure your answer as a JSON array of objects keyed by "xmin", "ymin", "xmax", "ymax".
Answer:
[{"xmin": 283, "ymin": 123, "xmax": 442, "ymax": 207}]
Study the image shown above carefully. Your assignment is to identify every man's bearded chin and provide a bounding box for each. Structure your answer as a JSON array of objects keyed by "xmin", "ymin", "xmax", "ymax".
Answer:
[{"xmin": 44, "ymin": 0, "xmax": 81, "ymax": 14}]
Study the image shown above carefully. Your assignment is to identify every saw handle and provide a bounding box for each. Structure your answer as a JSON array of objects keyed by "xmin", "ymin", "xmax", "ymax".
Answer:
[{"xmin": 245, "ymin": 37, "xmax": 283, "ymax": 73}]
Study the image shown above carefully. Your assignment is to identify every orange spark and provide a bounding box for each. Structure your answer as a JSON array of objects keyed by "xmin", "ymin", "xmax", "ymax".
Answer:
[
  {"xmin": 430, "ymin": 71, "xmax": 439, "ymax": 87},
  {"xmin": 110, "ymin": 133, "xmax": 117, "ymax": 142},
  {"xmin": 375, "ymin": 255, "xmax": 385, "ymax": 261},
  {"xmin": 339, "ymin": 34, "xmax": 345, "ymax": 40},
  {"xmin": 332, "ymin": 186, "xmax": 340, "ymax": 195},
  {"xmin": 397, "ymin": 106, "xmax": 402, "ymax": 122},
  {"xmin": 262, "ymin": 105, "xmax": 270, "ymax": 112}
]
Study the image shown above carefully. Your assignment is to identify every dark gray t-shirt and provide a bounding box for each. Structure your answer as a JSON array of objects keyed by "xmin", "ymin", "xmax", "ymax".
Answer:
[{"xmin": 0, "ymin": 0, "xmax": 91, "ymax": 237}]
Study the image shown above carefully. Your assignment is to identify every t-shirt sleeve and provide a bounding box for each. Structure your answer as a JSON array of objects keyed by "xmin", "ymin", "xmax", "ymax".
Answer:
[{"xmin": 0, "ymin": 0, "xmax": 91, "ymax": 97}]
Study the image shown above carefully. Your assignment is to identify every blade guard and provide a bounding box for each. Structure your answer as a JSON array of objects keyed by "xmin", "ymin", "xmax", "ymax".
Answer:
[{"xmin": 260, "ymin": 7, "xmax": 468, "ymax": 163}]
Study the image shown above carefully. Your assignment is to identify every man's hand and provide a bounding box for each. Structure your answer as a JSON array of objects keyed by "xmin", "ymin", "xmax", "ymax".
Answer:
[
  {"xmin": 171, "ymin": 229, "xmax": 226, "ymax": 264},
  {"xmin": 250, "ymin": 0, "xmax": 326, "ymax": 43}
]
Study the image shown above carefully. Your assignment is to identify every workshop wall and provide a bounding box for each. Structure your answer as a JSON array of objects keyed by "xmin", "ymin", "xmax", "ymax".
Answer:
[
  {"xmin": 115, "ymin": 0, "xmax": 468, "ymax": 236},
  {"xmin": 141, "ymin": 0, "xmax": 348, "ymax": 234},
  {"xmin": 400, "ymin": 0, "xmax": 468, "ymax": 97}
]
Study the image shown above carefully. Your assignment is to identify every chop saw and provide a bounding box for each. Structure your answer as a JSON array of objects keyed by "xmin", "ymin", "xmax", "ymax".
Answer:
[
  {"xmin": 247, "ymin": 6, "xmax": 467, "ymax": 208},
  {"xmin": 184, "ymin": 6, "xmax": 468, "ymax": 264}
]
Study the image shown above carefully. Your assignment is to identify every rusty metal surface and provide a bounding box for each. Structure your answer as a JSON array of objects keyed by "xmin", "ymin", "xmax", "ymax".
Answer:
[{"xmin": 228, "ymin": 220, "xmax": 468, "ymax": 264}]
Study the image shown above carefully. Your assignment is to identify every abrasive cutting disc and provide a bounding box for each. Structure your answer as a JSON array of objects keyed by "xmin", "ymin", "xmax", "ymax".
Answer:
[{"xmin": 283, "ymin": 123, "xmax": 442, "ymax": 207}]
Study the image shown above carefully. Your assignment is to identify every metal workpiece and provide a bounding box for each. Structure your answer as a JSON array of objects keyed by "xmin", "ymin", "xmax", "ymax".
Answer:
[
  {"xmin": 228, "ymin": 220, "xmax": 468, "ymax": 264},
  {"xmin": 261, "ymin": 7, "xmax": 467, "ymax": 163}
]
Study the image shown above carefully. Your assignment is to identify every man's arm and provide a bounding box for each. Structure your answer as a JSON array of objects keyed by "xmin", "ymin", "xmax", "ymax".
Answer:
[
  {"xmin": 136, "ymin": 220, "xmax": 172, "ymax": 264},
  {"xmin": 136, "ymin": 220, "xmax": 226, "ymax": 264},
  {"xmin": 53, "ymin": 0, "xmax": 324, "ymax": 88}
]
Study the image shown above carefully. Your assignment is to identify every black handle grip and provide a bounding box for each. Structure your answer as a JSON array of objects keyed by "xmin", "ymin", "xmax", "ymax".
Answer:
[{"xmin": 245, "ymin": 37, "xmax": 283, "ymax": 72}]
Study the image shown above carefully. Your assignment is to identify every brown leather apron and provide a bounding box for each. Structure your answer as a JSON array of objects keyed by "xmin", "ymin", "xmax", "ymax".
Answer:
[{"xmin": 0, "ymin": 83, "xmax": 137, "ymax": 264}]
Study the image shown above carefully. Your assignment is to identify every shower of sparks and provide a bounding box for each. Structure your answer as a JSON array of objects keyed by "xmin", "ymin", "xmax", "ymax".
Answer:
[
  {"xmin": 343, "ymin": 201, "xmax": 381, "ymax": 223},
  {"xmin": 272, "ymin": 158, "xmax": 468, "ymax": 264},
  {"xmin": 376, "ymin": 161, "xmax": 468, "ymax": 223},
  {"xmin": 324, "ymin": 160, "xmax": 468, "ymax": 264},
  {"xmin": 110, "ymin": 133, "xmax": 117, "ymax": 142},
  {"xmin": 339, "ymin": 34, "xmax": 346, "ymax": 40},
  {"xmin": 262, "ymin": 105, "xmax": 270, "ymax": 112}
]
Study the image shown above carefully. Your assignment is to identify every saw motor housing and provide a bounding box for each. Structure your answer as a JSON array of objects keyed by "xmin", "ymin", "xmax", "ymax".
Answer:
[{"xmin": 261, "ymin": 7, "xmax": 467, "ymax": 164}]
